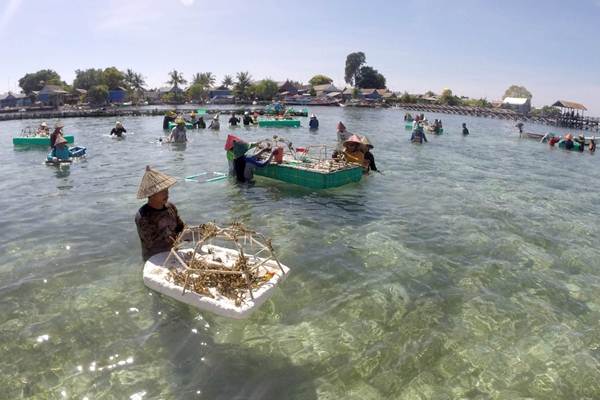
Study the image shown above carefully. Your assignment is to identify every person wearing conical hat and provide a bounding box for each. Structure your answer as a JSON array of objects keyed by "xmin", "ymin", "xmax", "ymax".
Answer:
[
  {"xmin": 50, "ymin": 121, "xmax": 65, "ymax": 148},
  {"xmin": 208, "ymin": 113, "xmax": 220, "ymax": 130},
  {"xmin": 135, "ymin": 166, "xmax": 185, "ymax": 261},
  {"xmin": 360, "ymin": 135, "xmax": 378, "ymax": 172},
  {"xmin": 110, "ymin": 121, "xmax": 127, "ymax": 138},
  {"xmin": 163, "ymin": 110, "xmax": 177, "ymax": 130},
  {"xmin": 37, "ymin": 121, "xmax": 50, "ymax": 136},
  {"xmin": 342, "ymin": 135, "xmax": 369, "ymax": 169},
  {"xmin": 167, "ymin": 118, "xmax": 187, "ymax": 143},
  {"xmin": 48, "ymin": 135, "xmax": 71, "ymax": 161}
]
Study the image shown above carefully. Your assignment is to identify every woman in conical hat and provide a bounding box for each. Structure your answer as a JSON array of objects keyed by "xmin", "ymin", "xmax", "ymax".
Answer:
[
  {"xmin": 50, "ymin": 121, "xmax": 65, "ymax": 148},
  {"xmin": 342, "ymin": 134, "xmax": 369, "ymax": 169},
  {"xmin": 135, "ymin": 166, "xmax": 185, "ymax": 261}
]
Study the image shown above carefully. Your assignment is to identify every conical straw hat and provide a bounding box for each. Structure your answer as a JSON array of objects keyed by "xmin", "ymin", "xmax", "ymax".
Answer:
[{"xmin": 137, "ymin": 165, "xmax": 177, "ymax": 199}]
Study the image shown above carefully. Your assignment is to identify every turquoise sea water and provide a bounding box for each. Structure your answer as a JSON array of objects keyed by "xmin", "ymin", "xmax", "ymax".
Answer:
[{"xmin": 1, "ymin": 107, "xmax": 599, "ymax": 399}]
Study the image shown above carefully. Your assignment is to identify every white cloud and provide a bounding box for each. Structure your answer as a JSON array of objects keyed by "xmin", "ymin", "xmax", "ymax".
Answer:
[
  {"xmin": 180, "ymin": 0, "xmax": 195, "ymax": 6},
  {"xmin": 0, "ymin": 0, "xmax": 23, "ymax": 32}
]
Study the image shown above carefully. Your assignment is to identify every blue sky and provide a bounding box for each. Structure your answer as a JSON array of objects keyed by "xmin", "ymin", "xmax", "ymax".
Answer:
[{"xmin": 1, "ymin": 0, "xmax": 599, "ymax": 113}]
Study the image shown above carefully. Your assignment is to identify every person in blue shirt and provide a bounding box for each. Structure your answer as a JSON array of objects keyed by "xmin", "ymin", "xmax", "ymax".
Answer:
[
  {"xmin": 48, "ymin": 135, "xmax": 71, "ymax": 161},
  {"xmin": 309, "ymin": 114, "xmax": 319, "ymax": 130}
]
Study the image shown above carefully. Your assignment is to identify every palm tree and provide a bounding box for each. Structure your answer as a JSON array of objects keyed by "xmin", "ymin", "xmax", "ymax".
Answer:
[
  {"xmin": 124, "ymin": 69, "xmax": 146, "ymax": 103},
  {"xmin": 233, "ymin": 71, "xmax": 252, "ymax": 100},
  {"xmin": 167, "ymin": 70, "xmax": 187, "ymax": 88},
  {"xmin": 192, "ymin": 72, "xmax": 215, "ymax": 88},
  {"xmin": 222, "ymin": 75, "xmax": 233, "ymax": 89}
]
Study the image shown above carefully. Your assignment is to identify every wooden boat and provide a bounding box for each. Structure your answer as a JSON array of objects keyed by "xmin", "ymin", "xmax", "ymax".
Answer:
[
  {"xmin": 258, "ymin": 119, "xmax": 301, "ymax": 128},
  {"xmin": 14, "ymin": 135, "xmax": 74, "ymax": 146}
]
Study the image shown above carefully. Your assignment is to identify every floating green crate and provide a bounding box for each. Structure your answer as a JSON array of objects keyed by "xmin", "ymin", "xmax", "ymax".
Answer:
[
  {"xmin": 258, "ymin": 119, "xmax": 301, "ymax": 128},
  {"xmin": 254, "ymin": 163, "xmax": 362, "ymax": 189},
  {"xmin": 13, "ymin": 135, "xmax": 75, "ymax": 146}
]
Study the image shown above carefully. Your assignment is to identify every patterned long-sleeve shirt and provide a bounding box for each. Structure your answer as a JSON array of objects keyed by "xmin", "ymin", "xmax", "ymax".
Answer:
[{"xmin": 135, "ymin": 202, "xmax": 184, "ymax": 261}]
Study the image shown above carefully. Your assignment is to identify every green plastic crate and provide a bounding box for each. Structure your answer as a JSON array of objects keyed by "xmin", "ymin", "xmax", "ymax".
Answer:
[
  {"xmin": 254, "ymin": 163, "xmax": 362, "ymax": 189},
  {"xmin": 13, "ymin": 135, "xmax": 75, "ymax": 146},
  {"xmin": 258, "ymin": 119, "xmax": 301, "ymax": 128}
]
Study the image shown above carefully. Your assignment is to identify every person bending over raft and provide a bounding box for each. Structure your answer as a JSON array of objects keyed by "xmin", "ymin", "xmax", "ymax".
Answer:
[
  {"xmin": 343, "ymin": 135, "xmax": 369, "ymax": 169},
  {"xmin": 229, "ymin": 113, "xmax": 240, "ymax": 127},
  {"xmin": 163, "ymin": 111, "xmax": 176, "ymax": 130},
  {"xmin": 110, "ymin": 121, "xmax": 127, "ymax": 137},
  {"xmin": 224, "ymin": 134, "xmax": 256, "ymax": 176},
  {"xmin": 49, "ymin": 135, "xmax": 71, "ymax": 161},
  {"xmin": 242, "ymin": 145, "xmax": 275, "ymax": 183},
  {"xmin": 168, "ymin": 118, "xmax": 187, "ymax": 143},
  {"xmin": 208, "ymin": 115, "xmax": 220, "ymax": 130},
  {"xmin": 360, "ymin": 136, "xmax": 378, "ymax": 172},
  {"xmin": 135, "ymin": 166, "xmax": 185, "ymax": 261},
  {"xmin": 309, "ymin": 114, "xmax": 319, "ymax": 130},
  {"xmin": 411, "ymin": 123, "xmax": 428, "ymax": 144},
  {"xmin": 50, "ymin": 121, "xmax": 65, "ymax": 148},
  {"xmin": 462, "ymin": 123, "xmax": 469, "ymax": 136}
]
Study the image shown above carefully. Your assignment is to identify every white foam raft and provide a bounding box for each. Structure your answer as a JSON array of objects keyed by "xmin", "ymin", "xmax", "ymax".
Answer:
[{"xmin": 143, "ymin": 245, "xmax": 290, "ymax": 319}]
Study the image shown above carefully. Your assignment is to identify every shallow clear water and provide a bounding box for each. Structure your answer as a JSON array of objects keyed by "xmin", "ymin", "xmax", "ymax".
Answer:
[{"xmin": 1, "ymin": 108, "xmax": 599, "ymax": 399}]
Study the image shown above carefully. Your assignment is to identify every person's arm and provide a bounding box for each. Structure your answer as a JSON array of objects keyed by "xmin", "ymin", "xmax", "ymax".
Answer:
[{"xmin": 110, "ymin": 128, "xmax": 115, "ymax": 136}]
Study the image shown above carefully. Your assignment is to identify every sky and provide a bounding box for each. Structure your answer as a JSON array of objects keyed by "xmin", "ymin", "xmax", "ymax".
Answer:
[{"xmin": 1, "ymin": 0, "xmax": 599, "ymax": 113}]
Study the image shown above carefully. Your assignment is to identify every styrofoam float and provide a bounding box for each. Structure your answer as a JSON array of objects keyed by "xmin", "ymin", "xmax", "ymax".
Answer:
[{"xmin": 143, "ymin": 245, "xmax": 290, "ymax": 319}]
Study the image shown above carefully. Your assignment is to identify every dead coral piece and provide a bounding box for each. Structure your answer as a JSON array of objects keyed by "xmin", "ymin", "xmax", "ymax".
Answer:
[{"xmin": 165, "ymin": 222, "xmax": 286, "ymax": 306}]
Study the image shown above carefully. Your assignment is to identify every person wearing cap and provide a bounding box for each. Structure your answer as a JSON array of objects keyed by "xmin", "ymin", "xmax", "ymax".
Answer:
[
  {"xmin": 189, "ymin": 111, "xmax": 197, "ymax": 127},
  {"xmin": 242, "ymin": 111, "xmax": 254, "ymax": 126},
  {"xmin": 168, "ymin": 118, "xmax": 187, "ymax": 143},
  {"xmin": 309, "ymin": 114, "xmax": 319, "ymax": 130},
  {"xmin": 50, "ymin": 122, "xmax": 65, "ymax": 148},
  {"xmin": 135, "ymin": 166, "xmax": 185, "ymax": 261},
  {"xmin": 36, "ymin": 122, "xmax": 50, "ymax": 136},
  {"xmin": 208, "ymin": 114, "xmax": 220, "ymax": 130},
  {"xmin": 228, "ymin": 113, "xmax": 240, "ymax": 127},
  {"xmin": 110, "ymin": 121, "xmax": 127, "ymax": 138},
  {"xmin": 48, "ymin": 135, "xmax": 71, "ymax": 161}
]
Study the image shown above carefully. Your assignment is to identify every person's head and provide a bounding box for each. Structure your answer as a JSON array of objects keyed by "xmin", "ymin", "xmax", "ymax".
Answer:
[
  {"xmin": 462, "ymin": 123, "xmax": 466, "ymax": 128},
  {"xmin": 148, "ymin": 189, "xmax": 169, "ymax": 208},
  {"xmin": 311, "ymin": 114, "xmax": 316, "ymax": 119},
  {"xmin": 40, "ymin": 122, "xmax": 48, "ymax": 129},
  {"xmin": 55, "ymin": 121, "xmax": 64, "ymax": 130},
  {"xmin": 116, "ymin": 121, "xmax": 122, "ymax": 128},
  {"xmin": 137, "ymin": 166, "xmax": 177, "ymax": 207},
  {"xmin": 244, "ymin": 111, "xmax": 249, "ymax": 116},
  {"xmin": 565, "ymin": 133, "xmax": 573, "ymax": 141},
  {"xmin": 578, "ymin": 134, "xmax": 585, "ymax": 140},
  {"xmin": 175, "ymin": 117, "xmax": 185, "ymax": 126},
  {"xmin": 337, "ymin": 121, "xmax": 346, "ymax": 132}
]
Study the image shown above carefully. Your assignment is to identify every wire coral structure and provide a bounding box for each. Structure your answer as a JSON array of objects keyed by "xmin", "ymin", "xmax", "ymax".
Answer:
[{"xmin": 164, "ymin": 222, "xmax": 286, "ymax": 306}]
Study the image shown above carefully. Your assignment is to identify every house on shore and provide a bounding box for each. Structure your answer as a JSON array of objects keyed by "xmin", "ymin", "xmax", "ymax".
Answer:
[
  {"xmin": 0, "ymin": 92, "xmax": 32, "ymax": 108},
  {"xmin": 502, "ymin": 97, "xmax": 531, "ymax": 114},
  {"xmin": 209, "ymin": 87, "xmax": 234, "ymax": 104},
  {"xmin": 313, "ymin": 84, "xmax": 340, "ymax": 97},
  {"xmin": 37, "ymin": 85, "xmax": 68, "ymax": 107},
  {"xmin": 108, "ymin": 87, "xmax": 128, "ymax": 103}
]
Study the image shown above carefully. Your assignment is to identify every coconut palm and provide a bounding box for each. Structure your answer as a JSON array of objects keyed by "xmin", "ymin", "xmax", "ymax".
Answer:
[
  {"xmin": 233, "ymin": 71, "xmax": 252, "ymax": 100},
  {"xmin": 222, "ymin": 75, "xmax": 233, "ymax": 89},
  {"xmin": 192, "ymin": 72, "xmax": 215, "ymax": 89},
  {"xmin": 167, "ymin": 70, "xmax": 187, "ymax": 88}
]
